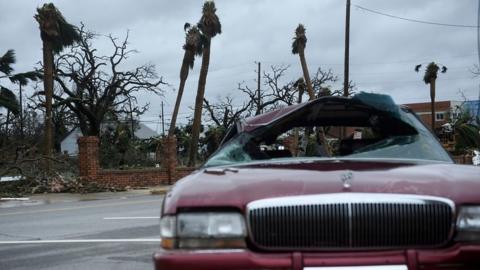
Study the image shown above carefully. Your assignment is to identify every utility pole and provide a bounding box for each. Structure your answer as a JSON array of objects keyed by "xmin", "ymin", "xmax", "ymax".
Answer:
[
  {"xmin": 19, "ymin": 84, "xmax": 24, "ymax": 138},
  {"xmin": 257, "ymin": 62, "xmax": 261, "ymax": 114},
  {"xmin": 161, "ymin": 101, "xmax": 165, "ymax": 136},
  {"xmin": 343, "ymin": 0, "xmax": 351, "ymax": 97}
]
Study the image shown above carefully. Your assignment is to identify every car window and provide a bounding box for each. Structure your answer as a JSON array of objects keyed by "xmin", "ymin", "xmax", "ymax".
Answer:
[{"xmin": 205, "ymin": 102, "xmax": 452, "ymax": 167}]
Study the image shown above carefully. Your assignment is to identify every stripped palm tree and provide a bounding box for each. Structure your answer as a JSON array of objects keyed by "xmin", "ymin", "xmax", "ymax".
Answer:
[
  {"xmin": 292, "ymin": 25, "xmax": 330, "ymax": 155},
  {"xmin": 35, "ymin": 3, "xmax": 80, "ymax": 170},
  {"xmin": 168, "ymin": 25, "xmax": 203, "ymax": 136},
  {"xmin": 188, "ymin": 0, "xmax": 222, "ymax": 166},
  {"xmin": 292, "ymin": 24, "xmax": 314, "ymax": 100},
  {"xmin": 415, "ymin": 62, "xmax": 447, "ymax": 132}
]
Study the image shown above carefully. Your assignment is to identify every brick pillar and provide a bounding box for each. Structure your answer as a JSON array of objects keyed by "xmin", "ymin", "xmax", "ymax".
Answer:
[
  {"xmin": 162, "ymin": 135, "xmax": 177, "ymax": 184},
  {"xmin": 78, "ymin": 136, "xmax": 100, "ymax": 178}
]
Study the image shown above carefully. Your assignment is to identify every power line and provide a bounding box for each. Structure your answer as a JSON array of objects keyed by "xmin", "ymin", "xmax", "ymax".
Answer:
[
  {"xmin": 354, "ymin": 4, "xmax": 479, "ymax": 29},
  {"xmin": 356, "ymin": 76, "xmax": 475, "ymax": 85}
]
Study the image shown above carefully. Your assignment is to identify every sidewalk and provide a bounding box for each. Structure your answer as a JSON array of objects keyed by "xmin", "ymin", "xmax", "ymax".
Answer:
[{"xmin": 0, "ymin": 185, "xmax": 172, "ymax": 209}]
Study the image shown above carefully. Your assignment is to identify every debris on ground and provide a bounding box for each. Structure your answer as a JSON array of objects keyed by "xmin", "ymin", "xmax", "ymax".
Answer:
[{"xmin": 0, "ymin": 173, "xmax": 126, "ymax": 197}]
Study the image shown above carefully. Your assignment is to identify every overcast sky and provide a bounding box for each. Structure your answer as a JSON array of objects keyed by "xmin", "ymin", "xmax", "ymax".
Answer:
[{"xmin": 1, "ymin": 0, "xmax": 479, "ymax": 133}]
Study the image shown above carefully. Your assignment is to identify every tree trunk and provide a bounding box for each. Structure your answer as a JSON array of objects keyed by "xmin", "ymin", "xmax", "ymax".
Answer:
[
  {"xmin": 168, "ymin": 69, "xmax": 188, "ymax": 136},
  {"xmin": 299, "ymin": 49, "xmax": 330, "ymax": 156},
  {"xmin": 5, "ymin": 110, "xmax": 10, "ymax": 136},
  {"xmin": 299, "ymin": 50, "xmax": 314, "ymax": 100},
  {"xmin": 430, "ymin": 79, "xmax": 436, "ymax": 133},
  {"xmin": 19, "ymin": 84, "xmax": 24, "ymax": 138},
  {"xmin": 188, "ymin": 40, "xmax": 211, "ymax": 166},
  {"xmin": 43, "ymin": 40, "xmax": 54, "ymax": 172}
]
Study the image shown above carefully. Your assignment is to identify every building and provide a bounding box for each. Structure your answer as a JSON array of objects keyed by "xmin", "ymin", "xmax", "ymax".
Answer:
[
  {"xmin": 403, "ymin": 100, "xmax": 480, "ymax": 130},
  {"xmin": 464, "ymin": 100, "xmax": 480, "ymax": 124},
  {"xmin": 402, "ymin": 100, "xmax": 463, "ymax": 130},
  {"xmin": 60, "ymin": 123, "xmax": 159, "ymax": 156}
]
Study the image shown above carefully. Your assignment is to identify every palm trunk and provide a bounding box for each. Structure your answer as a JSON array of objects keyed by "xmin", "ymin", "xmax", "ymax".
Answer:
[
  {"xmin": 19, "ymin": 84, "xmax": 24, "ymax": 138},
  {"xmin": 188, "ymin": 40, "xmax": 211, "ymax": 167},
  {"xmin": 298, "ymin": 50, "xmax": 331, "ymax": 155},
  {"xmin": 164, "ymin": 63, "xmax": 189, "ymax": 181},
  {"xmin": 292, "ymin": 90, "xmax": 303, "ymax": 156},
  {"xmin": 299, "ymin": 50, "xmax": 314, "ymax": 100},
  {"xmin": 5, "ymin": 110, "xmax": 10, "ymax": 135},
  {"xmin": 430, "ymin": 79, "xmax": 436, "ymax": 133},
  {"xmin": 168, "ymin": 67, "xmax": 188, "ymax": 136},
  {"xmin": 43, "ymin": 40, "xmax": 54, "ymax": 172}
]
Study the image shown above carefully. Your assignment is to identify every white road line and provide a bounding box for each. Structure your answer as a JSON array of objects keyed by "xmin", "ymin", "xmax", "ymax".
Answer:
[
  {"xmin": 0, "ymin": 198, "xmax": 30, "ymax": 201},
  {"xmin": 0, "ymin": 199, "xmax": 162, "ymax": 217},
  {"xmin": 103, "ymin": 216, "xmax": 159, "ymax": 220},
  {"xmin": 0, "ymin": 238, "xmax": 161, "ymax": 244}
]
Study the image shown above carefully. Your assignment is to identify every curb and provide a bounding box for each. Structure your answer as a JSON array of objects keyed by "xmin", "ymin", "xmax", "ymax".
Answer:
[{"xmin": 149, "ymin": 186, "xmax": 171, "ymax": 195}]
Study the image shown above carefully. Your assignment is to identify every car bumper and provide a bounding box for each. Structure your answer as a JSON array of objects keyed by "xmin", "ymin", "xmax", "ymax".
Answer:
[{"xmin": 153, "ymin": 244, "xmax": 480, "ymax": 270}]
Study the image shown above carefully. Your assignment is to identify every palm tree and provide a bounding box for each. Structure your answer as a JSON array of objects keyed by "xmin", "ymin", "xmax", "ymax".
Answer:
[
  {"xmin": 188, "ymin": 0, "xmax": 222, "ymax": 166},
  {"xmin": 415, "ymin": 62, "xmax": 447, "ymax": 132},
  {"xmin": 168, "ymin": 25, "xmax": 203, "ymax": 136},
  {"xmin": 292, "ymin": 24, "xmax": 314, "ymax": 100},
  {"xmin": 0, "ymin": 88, "xmax": 19, "ymax": 116},
  {"xmin": 0, "ymin": 50, "xmax": 19, "ymax": 115},
  {"xmin": 1, "ymin": 50, "xmax": 40, "ymax": 135},
  {"xmin": 35, "ymin": 3, "xmax": 80, "ymax": 170}
]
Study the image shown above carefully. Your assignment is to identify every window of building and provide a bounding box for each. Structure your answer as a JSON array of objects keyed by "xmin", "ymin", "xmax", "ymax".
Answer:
[{"xmin": 435, "ymin": 112, "xmax": 445, "ymax": 121}]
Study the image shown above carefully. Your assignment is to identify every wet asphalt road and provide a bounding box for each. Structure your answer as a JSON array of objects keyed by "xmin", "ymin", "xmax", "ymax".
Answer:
[{"xmin": 0, "ymin": 193, "xmax": 164, "ymax": 270}]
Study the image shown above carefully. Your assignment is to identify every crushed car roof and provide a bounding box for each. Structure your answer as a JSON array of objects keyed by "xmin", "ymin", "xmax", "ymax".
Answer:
[{"xmin": 239, "ymin": 92, "xmax": 403, "ymax": 133}]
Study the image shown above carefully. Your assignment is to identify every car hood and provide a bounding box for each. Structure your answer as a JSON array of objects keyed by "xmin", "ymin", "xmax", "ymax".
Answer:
[{"xmin": 163, "ymin": 160, "xmax": 480, "ymax": 214}]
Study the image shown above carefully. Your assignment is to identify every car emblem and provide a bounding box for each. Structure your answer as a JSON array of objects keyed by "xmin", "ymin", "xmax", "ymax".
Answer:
[{"xmin": 341, "ymin": 171, "xmax": 353, "ymax": 189}]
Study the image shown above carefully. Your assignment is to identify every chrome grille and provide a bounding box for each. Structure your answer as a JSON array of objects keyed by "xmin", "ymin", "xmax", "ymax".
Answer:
[{"xmin": 247, "ymin": 193, "xmax": 454, "ymax": 250}]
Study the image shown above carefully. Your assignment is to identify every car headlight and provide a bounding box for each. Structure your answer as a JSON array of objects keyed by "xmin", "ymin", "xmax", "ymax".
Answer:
[
  {"xmin": 456, "ymin": 206, "xmax": 480, "ymax": 242},
  {"xmin": 160, "ymin": 212, "xmax": 247, "ymax": 249}
]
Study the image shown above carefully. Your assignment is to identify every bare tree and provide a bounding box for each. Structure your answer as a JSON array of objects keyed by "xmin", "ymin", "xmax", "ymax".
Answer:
[
  {"xmin": 37, "ymin": 27, "xmax": 166, "ymax": 137},
  {"xmin": 238, "ymin": 65, "xmax": 344, "ymax": 115},
  {"xmin": 203, "ymin": 95, "xmax": 252, "ymax": 130}
]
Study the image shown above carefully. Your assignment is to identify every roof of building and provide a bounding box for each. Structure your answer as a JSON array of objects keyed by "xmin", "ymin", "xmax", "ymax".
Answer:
[{"xmin": 61, "ymin": 122, "xmax": 159, "ymax": 143}]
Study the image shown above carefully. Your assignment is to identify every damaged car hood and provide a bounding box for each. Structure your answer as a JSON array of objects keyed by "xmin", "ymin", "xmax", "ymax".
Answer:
[{"xmin": 163, "ymin": 160, "xmax": 480, "ymax": 214}]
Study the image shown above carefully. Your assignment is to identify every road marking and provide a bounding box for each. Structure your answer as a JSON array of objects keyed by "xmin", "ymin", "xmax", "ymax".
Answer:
[
  {"xmin": 1, "ymin": 198, "xmax": 30, "ymax": 201},
  {"xmin": 0, "ymin": 199, "xmax": 162, "ymax": 217},
  {"xmin": 0, "ymin": 238, "xmax": 161, "ymax": 244},
  {"xmin": 104, "ymin": 216, "xmax": 159, "ymax": 220}
]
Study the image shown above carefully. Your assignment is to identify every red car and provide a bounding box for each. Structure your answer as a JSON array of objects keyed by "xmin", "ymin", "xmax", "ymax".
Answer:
[{"xmin": 153, "ymin": 93, "xmax": 480, "ymax": 270}]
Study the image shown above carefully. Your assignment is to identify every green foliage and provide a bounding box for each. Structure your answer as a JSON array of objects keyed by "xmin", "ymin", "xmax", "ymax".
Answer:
[
  {"xmin": 292, "ymin": 24, "xmax": 307, "ymax": 55},
  {"xmin": 99, "ymin": 123, "xmax": 157, "ymax": 169},
  {"xmin": 198, "ymin": 1, "xmax": 222, "ymax": 38},
  {"xmin": 0, "ymin": 50, "xmax": 15, "ymax": 75},
  {"xmin": 35, "ymin": 3, "xmax": 81, "ymax": 54},
  {"xmin": 0, "ymin": 87, "xmax": 20, "ymax": 115},
  {"xmin": 414, "ymin": 62, "xmax": 447, "ymax": 84},
  {"xmin": 0, "ymin": 49, "xmax": 42, "ymax": 117},
  {"xmin": 183, "ymin": 25, "xmax": 203, "ymax": 63},
  {"xmin": 453, "ymin": 109, "xmax": 480, "ymax": 153},
  {"xmin": 201, "ymin": 125, "xmax": 226, "ymax": 159},
  {"xmin": 9, "ymin": 71, "xmax": 42, "ymax": 86},
  {"xmin": 455, "ymin": 123, "xmax": 480, "ymax": 152}
]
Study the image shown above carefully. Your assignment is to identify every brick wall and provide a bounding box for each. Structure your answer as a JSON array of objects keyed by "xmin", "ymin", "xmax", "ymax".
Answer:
[
  {"xmin": 78, "ymin": 136, "xmax": 195, "ymax": 187},
  {"xmin": 96, "ymin": 167, "xmax": 194, "ymax": 187}
]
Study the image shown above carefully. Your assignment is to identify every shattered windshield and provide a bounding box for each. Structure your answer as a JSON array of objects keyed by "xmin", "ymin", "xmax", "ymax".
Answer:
[{"xmin": 205, "ymin": 94, "xmax": 452, "ymax": 167}]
